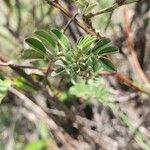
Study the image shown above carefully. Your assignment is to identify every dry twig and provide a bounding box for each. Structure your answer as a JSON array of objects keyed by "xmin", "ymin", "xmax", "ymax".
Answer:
[{"xmin": 123, "ymin": 7, "xmax": 149, "ymax": 83}]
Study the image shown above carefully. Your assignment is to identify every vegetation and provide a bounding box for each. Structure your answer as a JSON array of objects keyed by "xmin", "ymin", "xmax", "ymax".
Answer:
[{"xmin": 0, "ymin": 0, "xmax": 150, "ymax": 149}]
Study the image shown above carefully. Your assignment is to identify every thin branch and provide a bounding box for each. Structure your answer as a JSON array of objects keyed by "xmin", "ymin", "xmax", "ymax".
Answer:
[
  {"xmin": 16, "ymin": 0, "xmax": 21, "ymax": 35},
  {"xmin": 0, "ymin": 61, "xmax": 46, "ymax": 72},
  {"xmin": 0, "ymin": 57, "xmax": 41, "ymax": 89},
  {"xmin": 9, "ymin": 87, "xmax": 79, "ymax": 149},
  {"xmin": 86, "ymin": 0, "xmax": 141, "ymax": 18},
  {"xmin": 100, "ymin": 72, "xmax": 150, "ymax": 96},
  {"xmin": 123, "ymin": 7, "xmax": 149, "ymax": 83},
  {"xmin": 104, "ymin": 11, "xmax": 114, "ymax": 32},
  {"xmin": 45, "ymin": 0, "xmax": 102, "ymax": 38},
  {"xmin": 63, "ymin": 12, "xmax": 78, "ymax": 33},
  {"xmin": 115, "ymin": 73, "xmax": 150, "ymax": 96}
]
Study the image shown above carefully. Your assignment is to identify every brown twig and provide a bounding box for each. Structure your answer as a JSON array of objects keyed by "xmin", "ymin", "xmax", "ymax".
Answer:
[
  {"xmin": 86, "ymin": 0, "xmax": 141, "ymax": 18},
  {"xmin": 104, "ymin": 11, "xmax": 114, "ymax": 32},
  {"xmin": 115, "ymin": 73, "xmax": 150, "ymax": 95},
  {"xmin": 9, "ymin": 87, "xmax": 79, "ymax": 149},
  {"xmin": 123, "ymin": 7, "xmax": 149, "ymax": 83},
  {"xmin": 100, "ymin": 72, "xmax": 150, "ymax": 96},
  {"xmin": 0, "ymin": 61, "xmax": 46, "ymax": 71},
  {"xmin": 45, "ymin": 0, "xmax": 102, "ymax": 38},
  {"xmin": 63, "ymin": 12, "xmax": 78, "ymax": 33},
  {"xmin": 0, "ymin": 56, "xmax": 41, "ymax": 89}
]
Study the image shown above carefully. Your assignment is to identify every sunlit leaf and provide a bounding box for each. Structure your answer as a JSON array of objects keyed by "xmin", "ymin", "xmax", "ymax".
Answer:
[
  {"xmin": 69, "ymin": 79, "xmax": 110, "ymax": 101},
  {"xmin": 91, "ymin": 38, "xmax": 111, "ymax": 53},
  {"xmin": 14, "ymin": 77, "xmax": 37, "ymax": 91},
  {"xmin": 35, "ymin": 30, "xmax": 58, "ymax": 53},
  {"xmin": 51, "ymin": 68, "xmax": 65, "ymax": 77},
  {"xmin": 24, "ymin": 140, "xmax": 46, "ymax": 150},
  {"xmin": 37, "ymin": 122, "xmax": 50, "ymax": 140},
  {"xmin": 69, "ymin": 82, "xmax": 88, "ymax": 97},
  {"xmin": 0, "ymin": 79, "xmax": 11, "ymax": 103},
  {"xmin": 51, "ymin": 29, "xmax": 70, "ymax": 50},
  {"xmin": 77, "ymin": 35, "xmax": 96, "ymax": 51},
  {"xmin": 54, "ymin": 60, "xmax": 66, "ymax": 68}
]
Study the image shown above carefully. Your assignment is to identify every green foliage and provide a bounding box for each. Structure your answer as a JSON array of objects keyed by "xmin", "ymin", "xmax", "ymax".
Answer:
[
  {"xmin": 24, "ymin": 140, "xmax": 47, "ymax": 150},
  {"xmin": 36, "ymin": 122, "xmax": 50, "ymax": 140},
  {"xmin": 25, "ymin": 38, "xmax": 46, "ymax": 53},
  {"xmin": 75, "ymin": 0, "xmax": 97, "ymax": 14},
  {"xmin": 77, "ymin": 35, "xmax": 96, "ymax": 51},
  {"xmin": 14, "ymin": 77, "xmax": 37, "ymax": 91},
  {"xmin": 22, "ymin": 49, "xmax": 44, "ymax": 59},
  {"xmin": 25, "ymin": 37, "xmax": 53, "ymax": 60},
  {"xmin": 34, "ymin": 30, "xmax": 58, "ymax": 54},
  {"xmin": 51, "ymin": 29, "xmax": 70, "ymax": 50},
  {"xmin": 69, "ymin": 78, "xmax": 112, "ymax": 103},
  {"xmin": 24, "ymin": 29, "xmax": 118, "ymax": 82},
  {"xmin": 91, "ymin": 38, "xmax": 111, "ymax": 53},
  {"xmin": 99, "ymin": 57, "xmax": 116, "ymax": 72},
  {"xmin": 70, "ymin": 79, "xmax": 150, "ymax": 150},
  {"xmin": 0, "ymin": 79, "xmax": 11, "ymax": 103},
  {"xmin": 1, "ymin": 1, "xmax": 149, "ymax": 149},
  {"xmin": 51, "ymin": 67, "xmax": 65, "ymax": 77}
]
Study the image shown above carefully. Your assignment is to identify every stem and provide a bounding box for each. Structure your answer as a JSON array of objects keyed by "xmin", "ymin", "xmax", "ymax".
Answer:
[
  {"xmin": 45, "ymin": 0, "xmax": 102, "ymax": 37},
  {"xmin": 86, "ymin": 0, "xmax": 141, "ymax": 18}
]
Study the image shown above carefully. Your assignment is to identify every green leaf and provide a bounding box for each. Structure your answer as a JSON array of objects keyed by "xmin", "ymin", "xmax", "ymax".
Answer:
[
  {"xmin": 98, "ymin": 46, "xmax": 119, "ymax": 55},
  {"xmin": 69, "ymin": 82, "xmax": 88, "ymax": 97},
  {"xmin": 54, "ymin": 60, "xmax": 66, "ymax": 68},
  {"xmin": 86, "ymin": 57, "xmax": 98, "ymax": 72},
  {"xmin": 24, "ymin": 140, "xmax": 46, "ymax": 150},
  {"xmin": 69, "ymin": 79, "xmax": 111, "ymax": 102},
  {"xmin": 51, "ymin": 29, "xmax": 70, "ymax": 50},
  {"xmin": 51, "ymin": 68, "xmax": 65, "ymax": 77},
  {"xmin": 37, "ymin": 122, "xmax": 50, "ymax": 140},
  {"xmin": 91, "ymin": 57, "xmax": 99, "ymax": 72},
  {"xmin": 25, "ymin": 37, "xmax": 46, "ymax": 54},
  {"xmin": 60, "ymin": 56, "xmax": 70, "ymax": 65},
  {"xmin": 80, "ymin": 62, "xmax": 87, "ymax": 71},
  {"xmin": 34, "ymin": 30, "xmax": 58, "ymax": 53},
  {"xmin": 86, "ymin": 57, "xmax": 92, "ymax": 69},
  {"xmin": 0, "ymin": 79, "xmax": 11, "ymax": 103},
  {"xmin": 0, "ymin": 74, "xmax": 5, "ymax": 80},
  {"xmin": 91, "ymin": 38, "xmax": 111, "ymax": 53},
  {"xmin": 14, "ymin": 77, "xmax": 37, "ymax": 91},
  {"xmin": 77, "ymin": 35, "xmax": 96, "ymax": 51},
  {"xmin": 22, "ymin": 49, "xmax": 44, "ymax": 59},
  {"xmin": 99, "ymin": 57, "xmax": 117, "ymax": 72}
]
